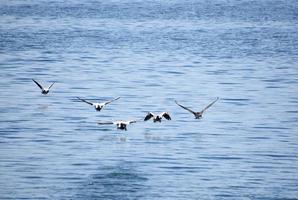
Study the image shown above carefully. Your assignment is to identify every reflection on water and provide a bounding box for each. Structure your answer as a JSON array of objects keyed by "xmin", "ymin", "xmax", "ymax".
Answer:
[
  {"xmin": 0, "ymin": 0, "xmax": 298, "ymax": 199},
  {"xmin": 74, "ymin": 161, "xmax": 149, "ymax": 199}
]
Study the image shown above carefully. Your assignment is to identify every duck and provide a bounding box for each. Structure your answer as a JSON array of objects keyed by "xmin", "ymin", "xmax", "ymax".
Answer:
[
  {"xmin": 77, "ymin": 96, "xmax": 120, "ymax": 111},
  {"xmin": 97, "ymin": 120, "xmax": 137, "ymax": 131},
  {"xmin": 144, "ymin": 112, "xmax": 171, "ymax": 122},
  {"xmin": 32, "ymin": 79, "xmax": 55, "ymax": 95},
  {"xmin": 175, "ymin": 97, "xmax": 219, "ymax": 119}
]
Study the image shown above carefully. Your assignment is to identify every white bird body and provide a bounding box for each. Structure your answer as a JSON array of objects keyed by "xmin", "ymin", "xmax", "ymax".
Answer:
[
  {"xmin": 98, "ymin": 120, "xmax": 137, "ymax": 131},
  {"xmin": 32, "ymin": 79, "xmax": 55, "ymax": 95},
  {"xmin": 77, "ymin": 97, "xmax": 120, "ymax": 111}
]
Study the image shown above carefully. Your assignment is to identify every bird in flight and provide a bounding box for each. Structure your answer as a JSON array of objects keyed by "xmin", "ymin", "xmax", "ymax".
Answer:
[
  {"xmin": 144, "ymin": 112, "xmax": 171, "ymax": 122},
  {"xmin": 77, "ymin": 96, "xmax": 120, "ymax": 111},
  {"xmin": 97, "ymin": 120, "xmax": 137, "ymax": 131},
  {"xmin": 32, "ymin": 79, "xmax": 55, "ymax": 95},
  {"xmin": 175, "ymin": 97, "xmax": 219, "ymax": 119}
]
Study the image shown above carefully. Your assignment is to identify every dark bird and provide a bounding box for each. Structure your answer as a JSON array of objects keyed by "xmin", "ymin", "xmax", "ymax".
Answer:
[
  {"xmin": 144, "ymin": 112, "xmax": 171, "ymax": 122},
  {"xmin": 32, "ymin": 79, "xmax": 55, "ymax": 95},
  {"xmin": 97, "ymin": 120, "xmax": 137, "ymax": 131},
  {"xmin": 175, "ymin": 97, "xmax": 219, "ymax": 119},
  {"xmin": 77, "ymin": 97, "xmax": 120, "ymax": 111}
]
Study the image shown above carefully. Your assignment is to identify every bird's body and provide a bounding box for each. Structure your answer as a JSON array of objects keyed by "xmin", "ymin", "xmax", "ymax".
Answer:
[
  {"xmin": 144, "ymin": 112, "xmax": 171, "ymax": 122},
  {"xmin": 98, "ymin": 120, "xmax": 137, "ymax": 131},
  {"xmin": 77, "ymin": 97, "xmax": 120, "ymax": 111},
  {"xmin": 175, "ymin": 97, "xmax": 219, "ymax": 119},
  {"xmin": 92, "ymin": 103, "xmax": 105, "ymax": 111},
  {"xmin": 32, "ymin": 79, "xmax": 55, "ymax": 95}
]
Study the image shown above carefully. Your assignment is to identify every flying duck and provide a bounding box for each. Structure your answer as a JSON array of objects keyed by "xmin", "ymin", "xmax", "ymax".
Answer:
[
  {"xmin": 144, "ymin": 112, "xmax": 171, "ymax": 122},
  {"xmin": 32, "ymin": 79, "xmax": 55, "ymax": 95},
  {"xmin": 77, "ymin": 97, "xmax": 120, "ymax": 111},
  {"xmin": 97, "ymin": 120, "xmax": 137, "ymax": 131},
  {"xmin": 175, "ymin": 97, "xmax": 219, "ymax": 119}
]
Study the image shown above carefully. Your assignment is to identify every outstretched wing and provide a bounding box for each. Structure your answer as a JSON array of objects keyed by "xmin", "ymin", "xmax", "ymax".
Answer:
[
  {"xmin": 201, "ymin": 97, "xmax": 219, "ymax": 113},
  {"xmin": 175, "ymin": 100, "xmax": 196, "ymax": 114},
  {"xmin": 128, "ymin": 120, "xmax": 137, "ymax": 124},
  {"xmin": 77, "ymin": 97, "xmax": 94, "ymax": 106},
  {"xmin": 32, "ymin": 79, "xmax": 44, "ymax": 90},
  {"xmin": 48, "ymin": 82, "xmax": 55, "ymax": 90},
  {"xmin": 144, "ymin": 112, "xmax": 154, "ymax": 121},
  {"xmin": 161, "ymin": 112, "xmax": 171, "ymax": 120},
  {"xmin": 97, "ymin": 121, "xmax": 114, "ymax": 125},
  {"xmin": 103, "ymin": 97, "xmax": 121, "ymax": 105}
]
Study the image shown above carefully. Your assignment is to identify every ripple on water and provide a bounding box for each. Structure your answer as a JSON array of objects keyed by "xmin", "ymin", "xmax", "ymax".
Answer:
[{"xmin": 73, "ymin": 162, "xmax": 149, "ymax": 199}]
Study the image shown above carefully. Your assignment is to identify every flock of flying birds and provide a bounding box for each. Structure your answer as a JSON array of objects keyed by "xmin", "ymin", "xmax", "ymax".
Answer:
[{"xmin": 32, "ymin": 79, "xmax": 219, "ymax": 131}]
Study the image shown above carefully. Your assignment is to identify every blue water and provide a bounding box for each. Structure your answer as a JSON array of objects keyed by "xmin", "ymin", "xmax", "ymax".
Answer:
[{"xmin": 1, "ymin": 0, "xmax": 298, "ymax": 199}]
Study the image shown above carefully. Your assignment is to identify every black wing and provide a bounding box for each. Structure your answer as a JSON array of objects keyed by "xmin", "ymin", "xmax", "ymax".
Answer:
[
  {"xmin": 32, "ymin": 79, "xmax": 44, "ymax": 90},
  {"xmin": 144, "ymin": 112, "xmax": 154, "ymax": 121},
  {"xmin": 48, "ymin": 82, "xmax": 55, "ymax": 90},
  {"xmin": 97, "ymin": 121, "xmax": 114, "ymax": 125},
  {"xmin": 128, "ymin": 120, "xmax": 137, "ymax": 124},
  {"xmin": 77, "ymin": 97, "xmax": 93, "ymax": 106},
  {"xmin": 201, "ymin": 97, "xmax": 219, "ymax": 113},
  {"xmin": 175, "ymin": 100, "xmax": 196, "ymax": 114},
  {"xmin": 104, "ymin": 97, "xmax": 121, "ymax": 105},
  {"xmin": 161, "ymin": 112, "xmax": 171, "ymax": 120}
]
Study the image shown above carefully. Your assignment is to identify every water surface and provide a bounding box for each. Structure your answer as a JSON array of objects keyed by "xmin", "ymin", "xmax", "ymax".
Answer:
[{"xmin": 1, "ymin": 0, "xmax": 298, "ymax": 199}]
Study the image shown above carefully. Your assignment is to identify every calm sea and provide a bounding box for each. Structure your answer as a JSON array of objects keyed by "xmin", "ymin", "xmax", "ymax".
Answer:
[{"xmin": 0, "ymin": 0, "xmax": 298, "ymax": 199}]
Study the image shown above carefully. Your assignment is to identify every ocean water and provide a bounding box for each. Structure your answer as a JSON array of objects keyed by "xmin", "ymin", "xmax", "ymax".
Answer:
[{"xmin": 0, "ymin": 0, "xmax": 298, "ymax": 199}]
